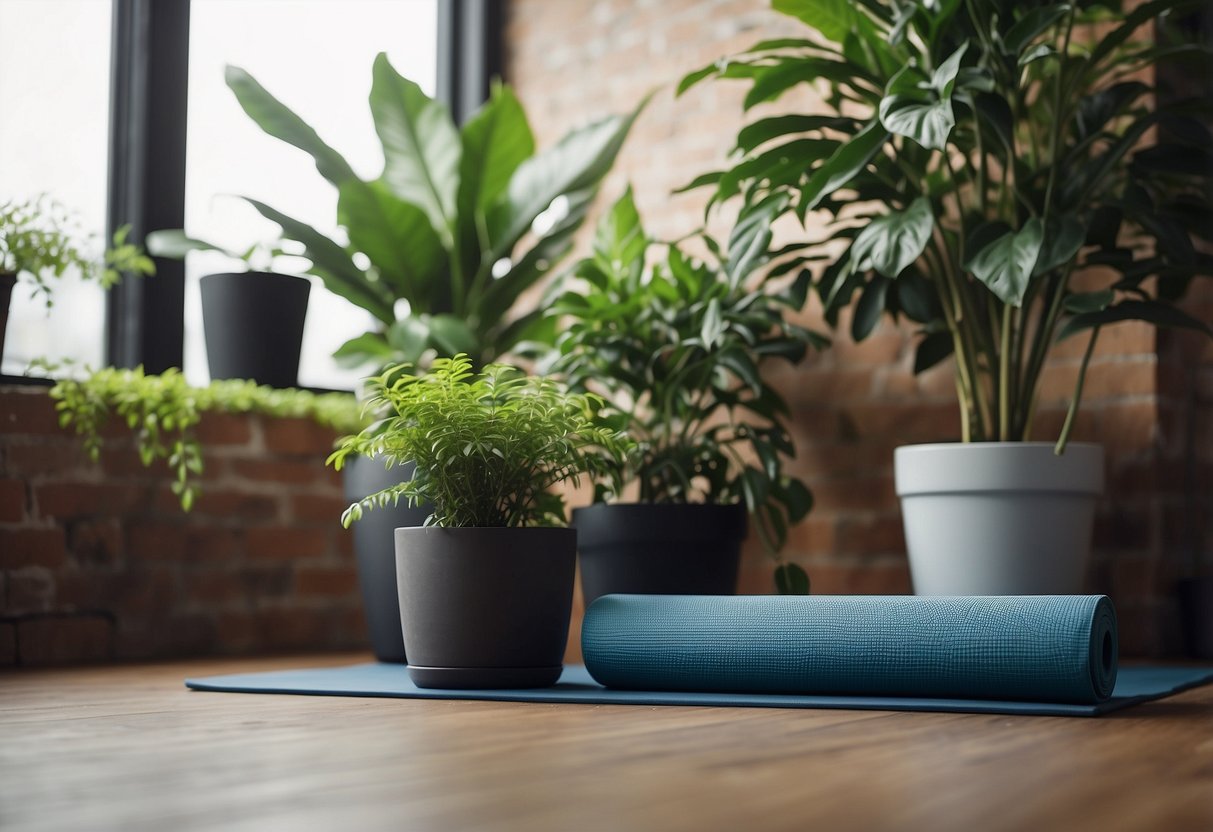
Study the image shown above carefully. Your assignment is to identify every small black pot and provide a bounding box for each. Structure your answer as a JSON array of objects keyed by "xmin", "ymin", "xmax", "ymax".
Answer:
[
  {"xmin": 200, "ymin": 272, "xmax": 309, "ymax": 388},
  {"xmin": 0, "ymin": 271, "xmax": 16, "ymax": 365},
  {"xmin": 343, "ymin": 456, "xmax": 429, "ymax": 663},
  {"xmin": 396, "ymin": 526, "xmax": 576, "ymax": 689},
  {"xmin": 1178, "ymin": 576, "xmax": 1213, "ymax": 660},
  {"xmin": 572, "ymin": 502, "xmax": 747, "ymax": 607}
]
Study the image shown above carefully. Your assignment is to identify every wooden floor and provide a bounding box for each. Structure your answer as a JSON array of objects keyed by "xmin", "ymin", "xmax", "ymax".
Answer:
[{"xmin": 2, "ymin": 654, "xmax": 1211, "ymax": 832}]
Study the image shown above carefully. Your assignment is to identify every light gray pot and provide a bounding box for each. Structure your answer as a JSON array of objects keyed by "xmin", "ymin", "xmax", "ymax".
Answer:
[
  {"xmin": 895, "ymin": 442, "xmax": 1104, "ymax": 595},
  {"xmin": 395, "ymin": 526, "xmax": 576, "ymax": 689}
]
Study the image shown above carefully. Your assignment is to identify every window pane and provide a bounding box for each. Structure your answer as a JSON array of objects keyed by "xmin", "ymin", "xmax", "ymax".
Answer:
[
  {"xmin": 0, "ymin": 0, "xmax": 112, "ymax": 377},
  {"xmin": 185, "ymin": 0, "xmax": 438, "ymax": 389}
]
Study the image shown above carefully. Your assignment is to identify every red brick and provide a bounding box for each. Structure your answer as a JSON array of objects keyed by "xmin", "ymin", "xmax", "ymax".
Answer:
[
  {"xmin": 0, "ymin": 478, "xmax": 26, "ymax": 521},
  {"xmin": 182, "ymin": 570, "xmax": 244, "ymax": 606},
  {"xmin": 263, "ymin": 417, "xmax": 341, "ymax": 456},
  {"xmin": 783, "ymin": 515, "xmax": 837, "ymax": 557},
  {"xmin": 1, "ymin": 442, "xmax": 88, "ymax": 477},
  {"xmin": 215, "ymin": 611, "xmax": 257, "ymax": 651},
  {"xmin": 6, "ymin": 566, "xmax": 57, "ymax": 614},
  {"xmin": 0, "ymin": 527, "xmax": 67, "ymax": 569},
  {"xmin": 846, "ymin": 402, "xmax": 964, "ymax": 444},
  {"xmin": 0, "ymin": 620, "xmax": 15, "ymax": 665},
  {"xmin": 184, "ymin": 528, "xmax": 246, "ymax": 562},
  {"xmin": 66, "ymin": 520, "xmax": 124, "ymax": 566},
  {"xmin": 294, "ymin": 565, "xmax": 359, "ymax": 598},
  {"xmin": 806, "ymin": 560, "xmax": 913, "ymax": 595},
  {"xmin": 811, "ymin": 475, "xmax": 898, "ymax": 513},
  {"xmin": 834, "ymin": 514, "xmax": 905, "ymax": 555},
  {"xmin": 246, "ymin": 527, "xmax": 329, "ymax": 559},
  {"xmin": 229, "ymin": 458, "xmax": 326, "ymax": 486},
  {"xmin": 288, "ymin": 494, "xmax": 349, "ymax": 526},
  {"xmin": 36, "ymin": 482, "xmax": 146, "ymax": 519},
  {"xmin": 257, "ymin": 608, "xmax": 329, "ymax": 650},
  {"xmin": 169, "ymin": 488, "xmax": 279, "ymax": 521},
  {"xmin": 194, "ymin": 411, "xmax": 253, "ymax": 446},
  {"xmin": 126, "ymin": 522, "xmax": 188, "ymax": 561},
  {"xmin": 241, "ymin": 564, "xmax": 295, "ymax": 599},
  {"xmin": 17, "ymin": 614, "xmax": 113, "ymax": 665},
  {"xmin": 98, "ymin": 447, "xmax": 171, "ymax": 479},
  {"xmin": 0, "ymin": 390, "xmax": 63, "ymax": 435}
]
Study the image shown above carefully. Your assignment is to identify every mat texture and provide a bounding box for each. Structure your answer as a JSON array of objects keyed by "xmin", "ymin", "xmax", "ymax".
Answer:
[
  {"xmin": 185, "ymin": 663, "xmax": 1213, "ymax": 717},
  {"xmin": 582, "ymin": 595, "xmax": 1119, "ymax": 704}
]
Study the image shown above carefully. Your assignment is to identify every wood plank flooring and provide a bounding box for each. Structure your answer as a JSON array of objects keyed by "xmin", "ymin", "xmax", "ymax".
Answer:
[{"xmin": 2, "ymin": 654, "xmax": 1211, "ymax": 832}]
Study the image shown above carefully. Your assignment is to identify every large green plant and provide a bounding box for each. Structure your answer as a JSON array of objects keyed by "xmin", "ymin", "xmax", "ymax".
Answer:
[
  {"xmin": 328, "ymin": 355, "xmax": 631, "ymax": 528},
  {"xmin": 683, "ymin": 0, "xmax": 1212, "ymax": 449},
  {"xmin": 1, "ymin": 195, "xmax": 154, "ymax": 305},
  {"xmin": 50, "ymin": 367, "xmax": 362, "ymax": 510},
  {"xmin": 550, "ymin": 189, "xmax": 823, "ymax": 592},
  {"xmin": 225, "ymin": 55, "xmax": 642, "ymax": 369}
]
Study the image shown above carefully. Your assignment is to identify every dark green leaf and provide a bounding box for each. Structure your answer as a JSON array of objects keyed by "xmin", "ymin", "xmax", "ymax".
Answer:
[
  {"xmin": 1058, "ymin": 299, "xmax": 1213, "ymax": 340},
  {"xmin": 1034, "ymin": 216, "xmax": 1087, "ymax": 276},
  {"xmin": 850, "ymin": 196, "xmax": 934, "ymax": 278},
  {"xmin": 736, "ymin": 115, "xmax": 860, "ymax": 153},
  {"xmin": 1063, "ymin": 289, "xmax": 1114, "ymax": 314},
  {"xmin": 772, "ymin": 0, "xmax": 859, "ymax": 45},
  {"xmin": 851, "ymin": 274, "xmax": 889, "ymax": 341},
  {"xmin": 799, "ymin": 121, "xmax": 888, "ymax": 213},
  {"xmin": 964, "ymin": 218, "xmax": 1043, "ymax": 306},
  {"xmin": 1003, "ymin": 5, "xmax": 1071, "ymax": 56},
  {"xmin": 774, "ymin": 562, "xmax": 811, "ymax": 595},
  {"xmin": 913, "ymin": 330, "xmax": 953, "ymax": 373}
]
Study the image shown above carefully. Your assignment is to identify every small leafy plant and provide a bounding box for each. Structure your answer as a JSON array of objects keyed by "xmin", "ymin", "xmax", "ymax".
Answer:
[
  {"xmin": 550, "ymin": 189, "xmax": 824, "ymax": 591},
  {"xmin": 50, "ymin": 366, "xmax": 362, "ymax": 510},
  {"xmin": 145, "ymin": 229, "xmax": 291, "ymax": 274},
  {"xmin": 682, "ymin": 0, "xmax": 1213, "ymax": 451},
  {"xmin": 1, "ymin": 195, "xmax": 155, "ymax": 305},
  {"xmin": 328, "ymin": 354, "xmax": 631, "ymax": 529}
]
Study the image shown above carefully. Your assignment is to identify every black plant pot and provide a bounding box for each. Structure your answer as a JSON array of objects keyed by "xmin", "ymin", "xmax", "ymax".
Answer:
[
  {"xmin": 1178, "ymin": 576, "xmax": 1213, "ymax": 660},
  {"xmin": 0, "ymin": 270, "xmax": 16, "ymax": 366},
  {"xmin": 396, "ymin": 526, "xmax": 576, "ymax": 689},
  {"xmin": 200, "ymin": 272, "xmax": 309, "ymax": 388},
  {"xmin": 343, "ymin": 456, "xmax": 429, "ymax": 663},
  {"xmin": 572, "ymin": 502, "xmax": 748, "ymax": 608}
]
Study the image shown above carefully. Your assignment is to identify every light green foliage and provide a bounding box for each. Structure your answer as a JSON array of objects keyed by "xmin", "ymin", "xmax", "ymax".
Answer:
[
  {"xmin": 225, "ymin": 57, "xmax": 643, "ymax": 369},
  {"xmin": 682, "ymin": 0, "xmax": 1213, "ymax": 449},
  {"xmin": 550, "ymin": 189, "xmax": 823, "ymax": 587},
  {"xmin": 327, "ymin": 355, "xmax": 631, "ymax": 529},
  {"xmin": 50, "ymin": 367, "xmax": 362, "ymax": 511},
  {"xmin": 0, "ymin": 196, "xmax": 154, "ymax": 305}
]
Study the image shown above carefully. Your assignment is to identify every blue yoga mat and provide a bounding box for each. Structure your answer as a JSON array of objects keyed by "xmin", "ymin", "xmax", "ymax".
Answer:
[
  {"xmin": 582, "ymin": 595, "xmax": 1120, "ymax": 704},
  {"xmin": 185, "ymin": 662, "xmax": 1213, "ymax": 717}
]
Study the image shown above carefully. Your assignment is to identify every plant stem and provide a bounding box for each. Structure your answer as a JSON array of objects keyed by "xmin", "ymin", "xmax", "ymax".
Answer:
[
  {"xmin": 1055, "ymin": 325, "xmax": 1099, "ymax": 455},
  {"xmin": 999, "ymin": 301, "xmax": 1013, "ymax": 441}
]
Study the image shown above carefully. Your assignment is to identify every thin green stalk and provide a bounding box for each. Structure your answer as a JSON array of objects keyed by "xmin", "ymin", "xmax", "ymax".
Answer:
[
  {"xmin": 999, "ymin": 302, "xmax": 1013, "ymax": 441},
  {"xmin": 1055, "ymin": 326, "xmax": 1100, "ymax": 454}
]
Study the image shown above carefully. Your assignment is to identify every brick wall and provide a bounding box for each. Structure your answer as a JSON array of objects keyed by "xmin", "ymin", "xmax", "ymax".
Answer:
[
  {"xmin": 505, "ymin": 0, "xmax": 1212, "ymax": 654},
  {"xmin": 0, "ymin": 386, "xmax": 364, "ymax": 666}
]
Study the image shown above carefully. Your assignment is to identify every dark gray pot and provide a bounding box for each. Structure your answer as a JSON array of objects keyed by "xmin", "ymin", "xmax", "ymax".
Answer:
[
  {"xmin": 343, "ymin": 456, "xmax": 429, "ymax": 663},
  {"xmin": 395, "ymin": 526, "xmax": 576, "ymax": 689},
  {"xmin": 0, "ymin": 271, "xmax": 15, "ymax": 365},
  {"xmin": 200, "ymin": 272, "xmax": 309, "ymax": 388},
  {"xmin": 571, "ymin": 502, "xmax": 747, "ymax": 608}
]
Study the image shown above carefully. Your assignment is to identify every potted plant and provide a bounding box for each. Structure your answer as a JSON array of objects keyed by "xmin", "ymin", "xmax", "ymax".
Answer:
[
  {"xmin": 328, "ymin": 355, "xmax": 630, "ymax": 689},
  {"xmin": 550, "ymin": 189, "xmax": 823, "ymax": 602},
  {"xmin": 222, "ymin": 54, "xmax": 643, "ymax": 660},
  {"xmin": 1, "ymin": 195, "xmax": 153, "ymax": 366},
  {"xmin": 146, "ymin": 231, "xmax": 309, "ymax": 389},
  {"xmin": 681, "ymin": 0, "xmax": 1213, "ymax": 594}
]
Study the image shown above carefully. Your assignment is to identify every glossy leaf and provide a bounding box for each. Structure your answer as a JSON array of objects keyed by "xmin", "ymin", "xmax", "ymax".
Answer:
[
  {"xmin": 850, "ymin": 196, "xmax": 934, "ymax": 279},
  {"xmin": 964, "ymin": 218, "xmax": 1043, "ymax": 307},
  {"xmin": 799, "ymin": 121, "xmax": 888, "ymax": 213}
]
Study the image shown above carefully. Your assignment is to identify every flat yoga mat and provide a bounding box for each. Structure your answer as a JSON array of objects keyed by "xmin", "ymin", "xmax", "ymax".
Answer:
[
  {"xmin": 582, "ymin": 595, "xmax": 1119, "ymax": 704},
  {"xmin": 186, "ymin": 662, "xmax": 1213, "ymax": 717}
]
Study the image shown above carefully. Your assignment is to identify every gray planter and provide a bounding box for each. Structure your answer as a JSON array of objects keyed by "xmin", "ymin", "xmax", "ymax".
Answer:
[
  {"xmin": 572, "ymin": 502, "xmax": 746, "ymax": 608},
  {"xmin": 895, "ymin": 442, "xmax": 1104, "ymax": 595},
  {"xmin": 200, "ymin": 272, "xmax": 309, "ymax": 388},
  {"xmin": 343, "ymin": 456, "xmax": 429, "ymax": 663},
  {"xmin": 396, "ymin": 526, "xmax": 576, "ymax": 689}
]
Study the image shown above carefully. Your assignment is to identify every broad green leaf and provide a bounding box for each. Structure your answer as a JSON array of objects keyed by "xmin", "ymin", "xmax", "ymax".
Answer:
[
  {"xmin": 1062, "ymin": 289, "xmax": 1114, "ymax": 314},
  {"xmin": 387, "ymin": 317, "xmax": 429, "ymax": 363},
  {"xmin": 1058, "ymin": 299, "xmax": 1213, "ymax": 340},
  {"xmin": 486, "ymin": 100, "xmax": 643, "ymax": 267},
  {"xmin": 878, "ymin": 44, "xmax": 966, "ymax": 150},
  {"xmin": 426, "ymin": 314, "xmax": 479, "ymax": 356},
  {"xmin": 701, "ymin": 298, "xmax": 725, "ymax": 348},
  {"xmin": 457, "ymin": 84, "xmax": 535, "ymax": 218},
  {"xmin": 850, "ymin": 196, "xmax": 934, "ymax": 278},
  {"xmin": 145, "ymin": 230, "xmax": 228, "ymax": 260},
  {"xmin": 774, "ymin": 562, "xmax": 811, "ymax": 595},
  {"xmin": 593, "ymin": 187, "xmax": 647, "ymax": 271},
  {"xmin": 913, "ymin": 330, "xmax": 953, "ymax": 373},
  {"xmin": 773, "ymin": 0, "xmax": 858, "ymax": 45},
  {"xmin": 964, "ymin": 218, "xmax": 1043, "ymax": 307},
  {"xmin": 369, "ymin": 53, "xmax": 461, "ymax": 240},
  {"xmin": 736, "ymin": 114, "xmax": 861, "ymax": 153},
  {"xmin": 896, "ymin": 269, "xmax": 940, "ymax": 323},
  {"xmin": 225, "ymin": 66, "xmax": 357, "ymax": 187},
  {"xmin": 780, "ymin": 477, "xmax": 814, "ymax": 523},
  {"xmin": 241, "ymin": 197, "xmax": 394, "ymax": 323},
  {"xmin": 799, "ymin": 120, "xmax": 889, "ymax": 213},
  {"xmin": 1034, "ymin": 216, "xmax": 1086, "ymax": 276},
  {"xmin": 851, "ymin": 274, "xmax": 889, "ymax": 340},
  {"xmin": 726, "ymin": 195, "xmax": 784, "ymax": 287},
  {"xmin": 1003, "ymin": 5, "xmax": 1071, "ymax": 56},
  {"xmin": 337, "ymin": 180, "xmax": 446, "ymax": 307},
  {"xmin": 332, "ymin": 332, "xmax": 395, "ymax": 368},
  {"xmin": 743, "ymin": 58, "xmax": 871, "ymax": 110}
]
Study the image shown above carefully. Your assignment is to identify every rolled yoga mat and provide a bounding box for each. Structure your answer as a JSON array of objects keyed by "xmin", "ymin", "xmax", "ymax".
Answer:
[{"xmin": 582, "ymin": 594, "xmax": 1119, "ymax": 704}]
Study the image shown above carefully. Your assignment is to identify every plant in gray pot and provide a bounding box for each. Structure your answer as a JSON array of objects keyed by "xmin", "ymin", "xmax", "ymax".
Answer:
[
  {"xmin": 683, "ymin": 0, "xmax": 1213, "ymax": 594},
  {"xmin": 220, "ymin": 55, "xmax": 642, "ymax": 661},
  {"xmin": 550, "ymin": 189, "xmax": 823, "ymax": 602},
  {"xmin": 146, "ymin": 230, "xmax": 309, "ymax": 389},
  {"xmin": 328, "ymin": 354, "xmax": 630, "ymax": 689}
]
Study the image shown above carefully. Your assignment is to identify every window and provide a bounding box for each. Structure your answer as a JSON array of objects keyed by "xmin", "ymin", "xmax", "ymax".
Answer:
[
  {"xmin": 183, "ymin": 0, "xmax": 439, "ymax": 388},
  {"xmin": 0, "ymin": 0, "xmax": 113, "ymax": 377}
]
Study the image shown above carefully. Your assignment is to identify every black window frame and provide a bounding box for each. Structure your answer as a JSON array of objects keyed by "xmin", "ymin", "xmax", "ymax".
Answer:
[{"xmin": 104, "ymin": 0, "xmax": 501, "ymax": 373}]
